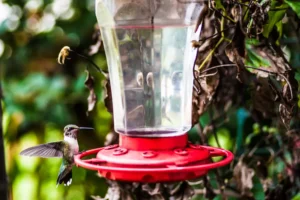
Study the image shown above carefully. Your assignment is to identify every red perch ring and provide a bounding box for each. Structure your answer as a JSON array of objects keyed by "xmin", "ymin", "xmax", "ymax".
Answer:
[{"xmin": 74, "ymin": 134, "xmax": 234, "ymax": 182}]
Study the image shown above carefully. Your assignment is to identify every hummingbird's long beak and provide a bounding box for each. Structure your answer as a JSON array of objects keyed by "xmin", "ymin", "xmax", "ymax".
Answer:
[{"xmin": 78, "ymin": 127, "xmax": 94, "ymax": 130}]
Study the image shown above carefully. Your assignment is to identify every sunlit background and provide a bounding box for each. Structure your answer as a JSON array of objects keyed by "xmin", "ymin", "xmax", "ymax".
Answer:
[{"xmin": 1, "ymin": 0, "xmax": 110, "ymax": 199}]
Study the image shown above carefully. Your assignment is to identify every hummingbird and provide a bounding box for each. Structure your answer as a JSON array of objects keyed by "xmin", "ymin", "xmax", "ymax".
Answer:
[{"xmin": 20, "ymin": 124, "xmax": 93, "ymax": 187}]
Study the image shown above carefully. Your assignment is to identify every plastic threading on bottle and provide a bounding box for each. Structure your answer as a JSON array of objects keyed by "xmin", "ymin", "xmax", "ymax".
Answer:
[{"xmin": 74, "ymin": 134, "xmax": 234, "ymax": 183}]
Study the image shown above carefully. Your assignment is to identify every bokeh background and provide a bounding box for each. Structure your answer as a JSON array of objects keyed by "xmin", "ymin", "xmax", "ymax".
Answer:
[
  {"xmin": 2, "ymin": 0, "xmax": 300, "ymax": 200},
  {"xmin": 1, "ymin": 0, "xmax": 110, "ymax": 199}
]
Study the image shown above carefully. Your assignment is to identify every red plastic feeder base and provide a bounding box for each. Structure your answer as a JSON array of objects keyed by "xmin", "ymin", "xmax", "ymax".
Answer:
[{"xmin": 74, "ymin": 134, "xmax": 233, "ymax": 182}]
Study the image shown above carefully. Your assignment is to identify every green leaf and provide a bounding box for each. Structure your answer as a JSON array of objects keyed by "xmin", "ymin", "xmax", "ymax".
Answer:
[
  {"xmin": 236, "ymin": 108, "xmax": 249, "ymax": 154},
  {"xmin": 208, "ymin": 171, "xmax": 218, "ymax": 188},
  {"xmin": 246, "ymin": 38, "xmax": 260, "ymax": 45},
  {"xmin": 263, "ymin": 3, "xmax": 288, "ymax": 38},
  {"xmin": 275, "ymin": 159, "xmax": 285, "ymax": 174},
  {"xmin": 292, "ymin": 193, "xmax": 300, "ymax": 200},
  {"xmin": 246, "ymin": 45, "xmax": 271, "ymax": 68},
  {"xmin": 285, "ymin": 0, "xmax": 300, "ymax": 18},
  {"xmin": 215, "ymin": 0, "xmax": 225, "ymax": 10},
  {"xmin": 208, "ymin": 128, "xmax": 233, "ymax": 151},
  {"xmin": 199, "ymin": 112, "xmax": 210, "ymax": 127},
  {"xmin": 275, "ymin": 21, "xmax": 283, "ymax": 45},
  {"xmin": 251, "ymin": 175, "xmax": 265, "ymax": 200},
  {"xmin": 295, "ymin": 72, "xmax": 300, "ymax": 81},
  {"xmin": 213, "ymin": 195, "xmax": 222, "ymax": 200}
]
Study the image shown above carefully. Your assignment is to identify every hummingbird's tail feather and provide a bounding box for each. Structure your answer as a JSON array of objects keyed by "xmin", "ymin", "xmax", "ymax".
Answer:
[{"xmin": 56, "ymin": 165, "xmax": 72, "ymax": 187}]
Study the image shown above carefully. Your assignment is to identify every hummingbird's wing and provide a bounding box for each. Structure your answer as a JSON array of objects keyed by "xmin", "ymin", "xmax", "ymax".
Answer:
[{"xmin": 20, "ymin": 141, "xmax": 64, "ymax": 158}]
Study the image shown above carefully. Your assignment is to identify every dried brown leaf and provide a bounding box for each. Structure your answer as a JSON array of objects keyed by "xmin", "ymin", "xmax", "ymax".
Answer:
[
  {"xmin": 192, "ymin": 71, "xmax": 219, "ymax": 126},
  {"xmin": 89, "ymin": 40, "xmax": 102, "ymax": 56},
  {"xmin": 85, "ymin": 70, "xmax": 97, "ymax": 115},
  {"xmin": 252, "ymin": 77, "xmax": 277, "ymax": 118},
  {"xmin": 141, "ymin": 184, "xmax": 164, "ymax": 199},
  {"xmin": 167, "ymin": 182, "xmax": 194, "ymax": 200},
  {"xmin": 89, "ymin": 26, "xmax": 102, "ymax": 56},
  {"xmin": 104, "ymin": 130, "xmax": 119, "ymax": 146},
  {"xmin": 103, "ymin": 79, "xmax": 113, "ymax": 114},
  {"xmin": 199, "ymin": 72, "xmax": 220, "ymax": 99},
  {"xmin": 233, "ymin": 161, "xmax": 255, "ymax": 196},
  {"xmin": 279, "ymin": 103, "xmax": 292, "ymax": 128}
]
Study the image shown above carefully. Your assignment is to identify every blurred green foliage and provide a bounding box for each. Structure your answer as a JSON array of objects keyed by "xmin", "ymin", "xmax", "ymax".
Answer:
[{"xmin": 1, "ymin": 0, "xmax": 110, "ymax": 199}]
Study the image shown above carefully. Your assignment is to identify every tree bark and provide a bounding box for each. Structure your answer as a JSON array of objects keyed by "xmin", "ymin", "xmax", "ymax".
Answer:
[{"xmin": 0, "ymin": 84, "xmax": 8, "ymax": 199}]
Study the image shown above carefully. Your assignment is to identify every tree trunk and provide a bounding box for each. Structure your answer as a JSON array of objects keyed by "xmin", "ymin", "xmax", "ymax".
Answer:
[{"xmin": 0, "ymin": 84, "xmax": 8, "ymax": 199}]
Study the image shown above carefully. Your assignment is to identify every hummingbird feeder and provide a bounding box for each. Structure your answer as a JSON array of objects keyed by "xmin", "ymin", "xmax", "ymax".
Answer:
[{"xmin": 74, "ymin": 0, "xmax": 233, "ymax": 183}]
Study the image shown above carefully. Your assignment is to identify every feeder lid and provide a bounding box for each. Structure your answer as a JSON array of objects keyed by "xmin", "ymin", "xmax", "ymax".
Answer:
[
  {"xmin": 97, "ymin": 134, "xmax": 210, "ymax": 166},
  {"xmin": 97, "ymin": 145, "xmax": 210, "ymax": 166}
]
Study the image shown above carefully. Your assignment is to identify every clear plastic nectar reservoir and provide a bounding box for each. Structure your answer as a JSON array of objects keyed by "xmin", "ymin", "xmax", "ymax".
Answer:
[{"xmin": 96, "ymin": 0, "xmax": 203, "ymax": 137}]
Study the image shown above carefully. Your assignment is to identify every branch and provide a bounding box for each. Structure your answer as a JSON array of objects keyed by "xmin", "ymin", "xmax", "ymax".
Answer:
[{"xmin": 194, "ymin": 188, "xmax": 242, "ymax": 198}]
